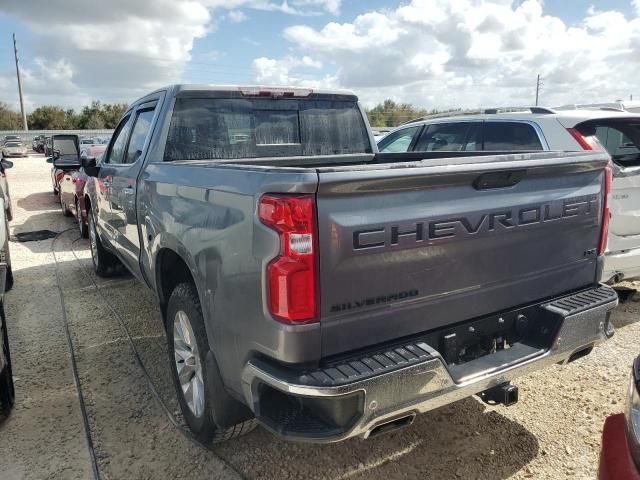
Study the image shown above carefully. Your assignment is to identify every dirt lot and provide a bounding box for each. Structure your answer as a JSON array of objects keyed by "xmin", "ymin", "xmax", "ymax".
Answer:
[{"xmin": 0, "ymin": 155, "xmax": 638, "ymax": 480}]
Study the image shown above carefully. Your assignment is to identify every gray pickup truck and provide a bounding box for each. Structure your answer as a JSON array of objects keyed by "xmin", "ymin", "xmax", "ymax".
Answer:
[{"xmin": 81, "ymin": 84, "xmax": 618, "ymax": 443}]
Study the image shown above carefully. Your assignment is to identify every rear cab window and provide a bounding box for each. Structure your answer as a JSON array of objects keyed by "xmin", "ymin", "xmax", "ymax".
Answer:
[{"xmin": 164, "ymin": 96, "xmax": 371, "ymax": 161}]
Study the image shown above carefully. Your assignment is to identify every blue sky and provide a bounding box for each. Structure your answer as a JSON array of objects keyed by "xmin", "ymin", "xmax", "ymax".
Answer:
[{"xmin": 0, "ymin": 0, "xmax": 639, "ymax": 111}]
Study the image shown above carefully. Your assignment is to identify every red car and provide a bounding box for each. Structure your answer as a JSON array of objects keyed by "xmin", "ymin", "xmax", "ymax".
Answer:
[
  {"xmin": 599, "ymin": 355, "xmax": 640, "ymax": 480},
  {"xmin": 59, "ymin": 145, "xmax": 106, "ymax": 238}
]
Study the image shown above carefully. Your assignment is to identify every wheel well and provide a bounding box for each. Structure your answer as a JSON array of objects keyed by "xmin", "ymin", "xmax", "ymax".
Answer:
[{"xmin": 156, "ymin": 249, "xmax": 195, "ymax": 320}]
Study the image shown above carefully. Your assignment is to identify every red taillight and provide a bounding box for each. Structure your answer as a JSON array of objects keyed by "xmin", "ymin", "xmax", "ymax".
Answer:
[
  {"xmin": 259, "ymin": 194, "xmax": 318, "ymax": 323},
  {"xmin": 567, "ymin": 127, "xmax": 601, "ymax": 151},
  {"xmin": 599, "ymin": 163, "xmax": 613, "ymax": 255}
]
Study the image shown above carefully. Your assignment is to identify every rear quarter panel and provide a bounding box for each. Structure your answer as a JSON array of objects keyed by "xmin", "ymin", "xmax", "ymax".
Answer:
[{"xmin": 138, "ymin": 161, "xmax": 320, "ymax": 395}]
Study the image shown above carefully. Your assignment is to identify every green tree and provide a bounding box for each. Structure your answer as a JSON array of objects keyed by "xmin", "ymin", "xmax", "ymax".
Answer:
[
  {"xmin": 76, "ymin": 101, "xmax": 105, "ymax": 129},
  {"xmin": 27, "ymin": 106, "xmax": 75, "ymax": 129},
  {"xmin": 0, "ymin": 103, "xmax": 24, "ymax": 130},
  {"xmin": 365, "ymin": 99, "xmax": 462, "ymax": 128},
  {"xmin": 101, "ymin": 103, "xmax": 128, "ymax": 128}
]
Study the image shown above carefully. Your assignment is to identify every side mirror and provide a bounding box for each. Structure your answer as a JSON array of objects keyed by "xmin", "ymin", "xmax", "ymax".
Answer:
[
  {"xmin": 82, "ymin": 156, "xmax": 100, "ymax": 177},
  {"xmin": 1, "ymin": 159, "xmax": 13, "ymax": 169},
  {"xmin": 46, "ymin": 157, "xmax": 53, "ymax": 164},
  {"xmin": 53, "ymin": 150, "xmax": 61, "ymax": 160}
]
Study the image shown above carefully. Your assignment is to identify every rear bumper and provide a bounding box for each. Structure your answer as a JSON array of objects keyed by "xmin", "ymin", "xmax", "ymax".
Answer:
[
  {"xmin": 603, "ymin": 248, "xmax": 640, "ymax": 283},
  {"xmin": 242, "ymin": 285, "xmax": 618, "ymax": 443},
  {"xmin": 599, "ymin": 414, "xmax": 640, "ymax": 480}
]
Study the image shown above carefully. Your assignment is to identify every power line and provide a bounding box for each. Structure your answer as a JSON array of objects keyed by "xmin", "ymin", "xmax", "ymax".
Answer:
[{"xmin": 12, "ymin": 33, "xmax": 28, "ymax": 131}]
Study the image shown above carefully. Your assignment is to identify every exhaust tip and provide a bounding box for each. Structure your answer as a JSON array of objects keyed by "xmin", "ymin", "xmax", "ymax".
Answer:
[{"xmin": 368, "ymin": 413, "xmax": 416, "ymax": 438}]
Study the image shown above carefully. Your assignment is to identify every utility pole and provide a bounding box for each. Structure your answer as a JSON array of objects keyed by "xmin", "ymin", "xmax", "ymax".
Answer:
[
  {"xmin": 535, "ymin": 74, "xmax": 541, "ymax": 106},
  {"xmin": 12, "ymin": 33, "xmax": 28, "ymax": 131}
]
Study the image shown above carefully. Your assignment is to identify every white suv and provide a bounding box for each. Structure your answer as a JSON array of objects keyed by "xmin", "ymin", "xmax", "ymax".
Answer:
[{"xmin": 377, "ymin": 107, "xmax": 640, "ymax": 284}]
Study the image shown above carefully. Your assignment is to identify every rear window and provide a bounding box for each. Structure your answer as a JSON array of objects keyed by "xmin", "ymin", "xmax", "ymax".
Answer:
[
  {"xmin": 589, "ymin": 122, "xmax": 640, "ymax": 168},
  {"xmin": 483, "ymin": 122, "xmax": 543, "ymax": 151},
  {"xmin": 164, "ymin": 98, "xmax": 371, "ymax": 161}
]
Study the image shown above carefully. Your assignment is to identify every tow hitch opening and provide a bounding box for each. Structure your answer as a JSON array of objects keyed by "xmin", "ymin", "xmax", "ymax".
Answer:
[{"xmin": 478, "ymin": 383, "xmax": 519, "ymax": 407}]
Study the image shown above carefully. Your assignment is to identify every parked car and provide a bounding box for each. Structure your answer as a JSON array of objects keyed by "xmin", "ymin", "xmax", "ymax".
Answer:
[
  {"xmin": 59, "ymin": 144, "xmax": 106, "ymax": 237},
  {"xmin": 48, "ymin": 134, "xmax": 80, "ymax": 195},
  {"xmin": 79, "ymin": 137, "xmax": 96, "ymax": 146},
  {"xmin": 82, "ymin": 84, "xmax": 617, "ymax": 444},
  {"xmin": 1, "ymin": 135, "xmax": 21, "ymax": 147},
  {"xmin": 558, "ymin": 101, "xmax": 640, "ymax": 114},
  {"xmin": 599, "ymin": 354, "xmax": 640, "ymax": 480},
  {"xmin": 378, "ymin": 106, "xmax": 640, "ymax": 285},
  {"xmin": 32, "ymin": 135, "xmax": 46, "ymax": 152},
  {"xmin": 1, "ymin": 142, "xmax": 27, "ymax": 158},
  {"xmin": 0, "ymin": 197, "xmax": 14, "ymax": 416},
  {"xmin": 44, "ymin": 136, "xmax": 53, "ymax": 156},
  {"xmin": 0, "ymin": 158, "xmax": 14, "ymax": 222}
]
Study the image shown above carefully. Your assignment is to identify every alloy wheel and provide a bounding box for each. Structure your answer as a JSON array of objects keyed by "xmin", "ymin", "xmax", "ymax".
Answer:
[
  {"xmin": 89, "ymin": 215, "xmax": 98, "ymax": 266},
  {"xmin": 173, "ymin": 310, "xmax": 205, "ymax": 418}
]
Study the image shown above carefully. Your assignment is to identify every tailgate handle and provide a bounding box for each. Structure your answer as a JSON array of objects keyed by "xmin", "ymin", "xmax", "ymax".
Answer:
[{"xmin": 474, "ymin": 170, "xmax": 526, "ymax": 190}]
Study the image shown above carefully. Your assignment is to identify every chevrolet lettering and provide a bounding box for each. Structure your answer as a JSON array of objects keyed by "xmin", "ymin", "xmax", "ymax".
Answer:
[{"xmin": 353, "ymin": 195, "xmax": 599, "ymax": 250}]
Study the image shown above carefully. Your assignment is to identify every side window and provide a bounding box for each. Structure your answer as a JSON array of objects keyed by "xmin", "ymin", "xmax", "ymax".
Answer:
[
  {"xmin": 124, "ymin": 109, "xmax": 155, "ymax": 164},
  {"xmin": 377, "ymin": 126, "xmax": 421, "ymax": 153},
  {"xmin": 483, "ymin": 122, "xmax": 543, "ymax": 151},
  {"xmin": 414, "ymin": 123, "xmax": 472, "ymax": 152},
  {"xmin": 104, "ymin": 115, "xmax": 132, "ymax": 165}
]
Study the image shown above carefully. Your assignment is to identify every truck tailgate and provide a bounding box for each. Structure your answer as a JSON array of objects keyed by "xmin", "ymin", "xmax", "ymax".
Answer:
[{"xmin": 316, "ymin": 152, "xmax": 608, "ymax": 357}]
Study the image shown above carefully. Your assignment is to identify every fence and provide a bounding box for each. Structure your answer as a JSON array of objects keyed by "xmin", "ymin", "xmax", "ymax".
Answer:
[{"xmin": 0, "ymin": 130, "xmax": 114, "ymax": 143}]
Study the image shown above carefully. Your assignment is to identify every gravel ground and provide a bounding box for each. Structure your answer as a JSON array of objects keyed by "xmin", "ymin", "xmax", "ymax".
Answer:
[{"xmin": 0, "ymin": 155, "xmax": 638, "ymax": 480}]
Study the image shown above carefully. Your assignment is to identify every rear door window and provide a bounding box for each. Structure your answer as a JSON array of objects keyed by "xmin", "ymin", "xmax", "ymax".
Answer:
[
  {"xmin": 377, "ymin": 126, "xmax": 421, "ymax": 153},
  {"xmin": 414, "ymin": 122, "xmax": 475, "ymax": 152},
  {"xmin": 483, "ymin": 122, "xmax": 543, "ymax": 151}
]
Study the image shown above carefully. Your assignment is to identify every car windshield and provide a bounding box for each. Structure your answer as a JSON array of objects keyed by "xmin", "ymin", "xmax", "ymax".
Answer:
[
  {"xmin": 5, "ymin": 142, "xmax": 21, "ymax": 148},
  {"xmin": 80, "ymin": 138, "xmax": 95, "ymax": 144},
  {"xmin": 582, "ymin": 120, "xmax": 640, "ymax": 168},
  {"xmin": 164, "ymin": 97, "xmax": 371, "ymax": 160}
]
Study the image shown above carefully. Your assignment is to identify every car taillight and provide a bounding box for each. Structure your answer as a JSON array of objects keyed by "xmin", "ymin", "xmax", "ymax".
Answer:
[
  {"xmin": 599, "ymin": 163, "xmax": 613, "ymax": 255},
  {"xmin": 566, "ymin": 127, "xmax": 602, "ymax": 151},
  {"xmin": 259, "ymin": 194, "xmax": 318, "ymax": 324}
]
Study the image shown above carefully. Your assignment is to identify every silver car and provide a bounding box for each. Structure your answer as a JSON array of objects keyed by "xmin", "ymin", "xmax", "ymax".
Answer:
[
  {"xmin": 1, "ymin": 142, "xmax": 27, "ymax": 158},
  {"xmin": 377, "ymin": 106, "xmax": 640, "ymax": 284}
]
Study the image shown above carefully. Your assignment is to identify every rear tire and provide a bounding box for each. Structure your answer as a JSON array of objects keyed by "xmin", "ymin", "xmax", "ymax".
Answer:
[
  {"xmin": 166, "ymin": 283, "xmax": 256, "ymax": 443},
  {"xmin": 77, "ymin": 200, "xmax": 88, "ymax": 238},
  {"xmin": 60, "ymin": 196, "xmax": 72, "ymax": 217},
  {"xmin": 0, "ymin": 305, "xmax": 15, "ymax": 416},
  {"xmin": 88, "ymin": 209, "xmax": 120, "ymax": 277},
  {"xmin": 5, "ymin": 266, "xmax": 13, "ymax": 292}
]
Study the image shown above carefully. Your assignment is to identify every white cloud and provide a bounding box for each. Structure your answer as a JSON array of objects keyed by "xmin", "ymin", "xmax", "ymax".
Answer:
[
  {"xmin": 227, "ymin": 10, "xmax": 248, "ymax": 22},
  {"xmin": 0, "ymin": 0, "xmax": 211, "ymax": 110},
  {"xmin": 203, "ymin": 0, "xmax": 340, "ymax": 15},
  {"xmin": 253, "ymin": 56, "xmax": 324, "ymax": 84},
  {"xmin": 270, "ymin": 0, "xmax": 640, "ymax": 109}
]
